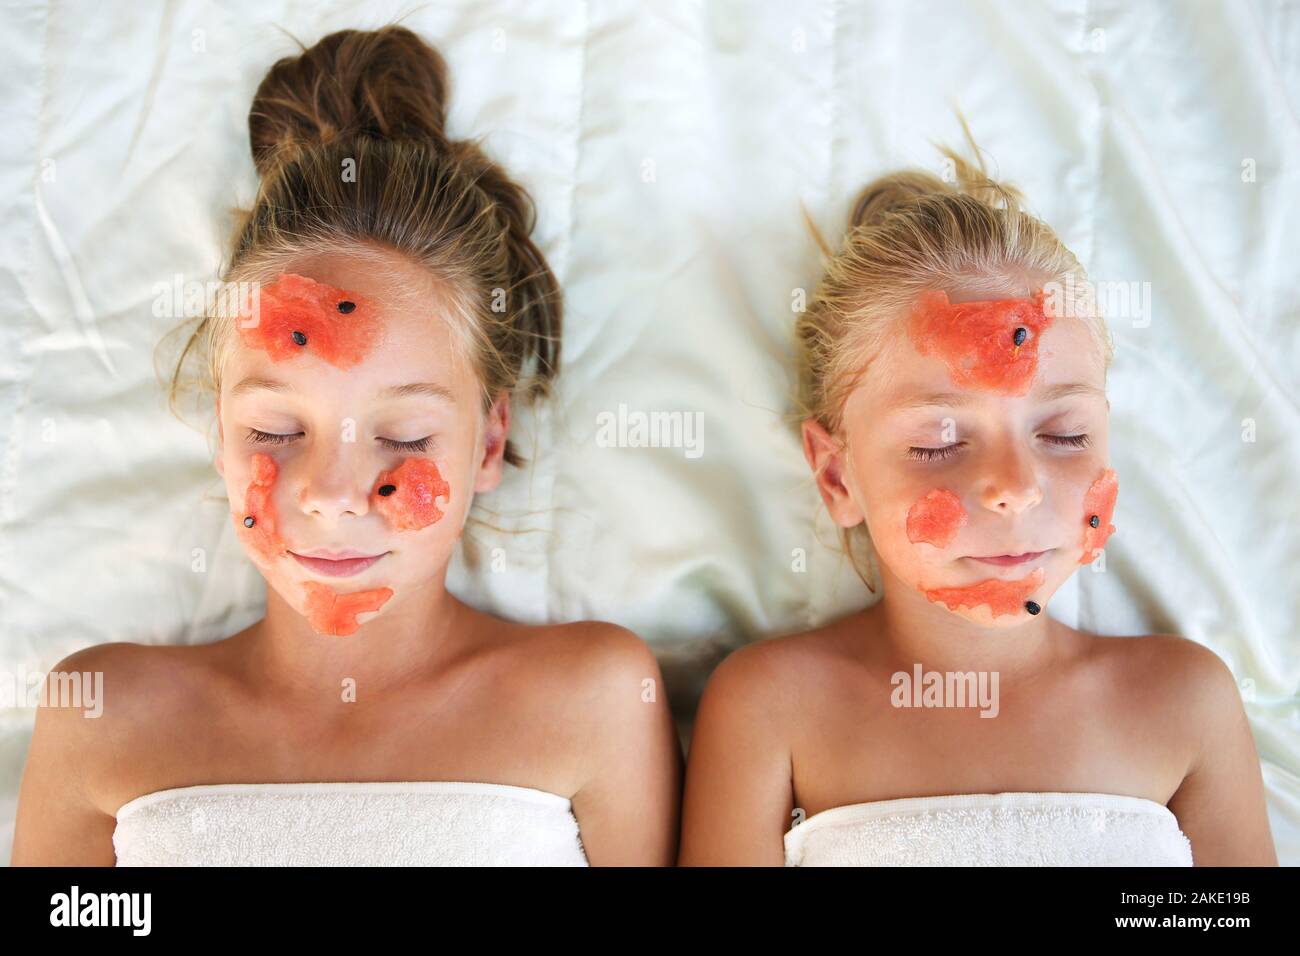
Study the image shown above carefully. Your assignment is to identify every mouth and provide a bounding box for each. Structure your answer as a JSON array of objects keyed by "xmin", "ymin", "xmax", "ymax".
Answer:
[
  {"xmin": 289, "ymin": 549, "xmax": 389, "ymax": 578},
  {"xmin": 965, "ymin": 549, "xmax": 1053, "ymax": 567}
]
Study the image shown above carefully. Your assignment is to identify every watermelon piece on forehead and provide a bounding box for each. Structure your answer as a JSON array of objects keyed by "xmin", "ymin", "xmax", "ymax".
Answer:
[
  {"xmin": 907, "ymin": 289, "xmax": 1054, "ymax": 396},
  {"xmin": 240, "ymin": 273, "xmax": 383, "ymax": 369}
]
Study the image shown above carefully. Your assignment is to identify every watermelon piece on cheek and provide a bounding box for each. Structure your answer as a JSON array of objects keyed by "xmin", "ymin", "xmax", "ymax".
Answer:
[
  {"xmin": 923, "ymin": 567, "xmax": 1046, "ymax": 618},
  {"xmin": 235, "ymin": 452, "xmax": 287, "ymax": 565},
  {"xmin": 303, "ymin": 581, "xmax": 394, "ymax": 636},
  {"xmin": 1079, "ymin": 468, "xmax": 1118, "ymax": 564},
  {"xmin": 372, "ymin": 458, "xmax": 451, "ymax": 532},
  {"xmin": 907, "ymin": 290, "xmax": 1055, "ymax": 397},
  {"xmin": 240, "ymin": 273, "xmax": 382, "ymax": 370},
  {"xmin": 906, "ymin": 488, "xmax": 968, "ymax": 548}
]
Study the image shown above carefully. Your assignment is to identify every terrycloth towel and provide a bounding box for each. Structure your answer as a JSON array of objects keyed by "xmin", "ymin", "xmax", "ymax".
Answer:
[
  {"xmin": 784, "ymin": 792, "xmax": 1193, "ymax": 866},
  {"xmin": 113, "ymin": 781, "xmax": 588, "ymax": 866}
]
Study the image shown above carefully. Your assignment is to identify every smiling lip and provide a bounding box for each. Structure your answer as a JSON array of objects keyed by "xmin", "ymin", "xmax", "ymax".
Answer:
[
  {"xmin": 967, "ymin": 550, "xmax": 1051, "ymax": 567},
  {"xmin": 289, "ymin": 549, "xmax": 388, "ymax": 578}
]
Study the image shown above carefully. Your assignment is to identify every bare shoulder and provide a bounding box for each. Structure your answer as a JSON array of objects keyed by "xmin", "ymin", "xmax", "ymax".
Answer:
[
  {"xmin": 62, "ymin": 639, "xmax": 227, "ymax": 719},
  {"xmin": 42, "ymin": 641, "xmax": 198, "ymax": 723},
  {"xmin": 494, "ymin": 616, "xmax": 665, "ymax": 692},
  {"xmin": 1090, "ymin": 632, "xmax": 1239, "ymax": 698},
  {"xmin": 479, "ymin": 615, "xmax": 669, "ymax": 748},
  {"xmin": 546, "ymin": 618, "xmax": 663, "ymax": 675},
  {"xmin": 1116, "ymin": 634, "xmax": 1277, "ymax": 863},
  {"xmin": 723, "ymin": 612, "xmax": 860, "ymax": 677},
  {"xmin": 699, "ymin": 614, "xmax": 864, "ymax": 729},
  {"xmin": 535, "ymin": 621, "xmax": 674, "ymax": 747},
  {"xmin": 678, "ymin": 622, "xmax": 864, "ymax": 865},
  {"xmin": 557, "ymin": 621, "xmax": 669, "ymax": 739},
  {"xmin": 28, "ymin": 641, "xmax": 220, "ymax": 813},
  {"xmin": 67, "ymin": 639, "xmax": 237, "ymax": 742},
  {"xmin": 1140, "ymin": 633, "xmax": 1244, "ymax": 719},
  {"xmin": 493, "ymin": 617, "xmax": 680, "ymax": 834},
  {"xmin": 1086, "ymin": 632, "xmax": 1244, "ymax": 745}
]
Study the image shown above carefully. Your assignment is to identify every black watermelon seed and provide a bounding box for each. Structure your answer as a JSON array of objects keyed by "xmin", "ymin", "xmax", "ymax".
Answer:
[
  {"xmin": 1024, "ymin": 600, "xmax": 1041, "ymax": 615},
  {"xmin": 378, "ymin": 484, "xmax": 396, "ymax": 497},
  {"xmin": 244, "ymin": 516, "xmax": 255, "ymax": 528},
  {"xmin": 1089, "ymin": 514, "xmax": 1100, "ymax": 528},
  {"xmin": 338, "ymin": 301, "xmax": 356, "ymax": 314},
  {"xmin": 291, "ymin": 330, "xmax": 307, "ymax": 346},
  {"xmin": 1013, "ymin": 326, "xmax": 1028, "ymax": 347}
]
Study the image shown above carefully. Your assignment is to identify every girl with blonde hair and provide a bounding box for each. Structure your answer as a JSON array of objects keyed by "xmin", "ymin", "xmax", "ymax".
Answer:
[{"xmin": 679, "ymin": 126, "xmax": 1276, "ymax": 866}]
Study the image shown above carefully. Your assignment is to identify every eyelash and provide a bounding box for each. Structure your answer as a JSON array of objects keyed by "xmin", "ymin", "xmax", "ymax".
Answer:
[
  {"xmin": 906, "ymin": 434, "xmax": 1091, "ymax": 461},
  {"xmin": 245, "ymin": 429, "xmax": 435, "ymax": 453},
  {"xmin": 907, "ymin": 444, "xmax": 963, "ymax": 462}
]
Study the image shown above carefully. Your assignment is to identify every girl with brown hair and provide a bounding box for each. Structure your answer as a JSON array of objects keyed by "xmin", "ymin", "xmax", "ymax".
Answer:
[{"xmin": 13, "ymin": 25, "xmax": 680, "ymax": 867}]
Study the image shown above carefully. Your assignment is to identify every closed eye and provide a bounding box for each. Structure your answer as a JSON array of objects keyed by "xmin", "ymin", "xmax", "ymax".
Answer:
[
  {"xmin": 1042, "ymin": 433, "xmax": 1091, "ymax": 448},
  {"xmin": 907, "ymin": 444, "xmax": 964, "ymax": 462},
  {"xmin": 246, "ymin": 428, "xmax": 301, "ymax": 446},
  {"xmin": 908, "ymin": 435, "xmax": 1090, "ymax": 460},
  {"xmin": 245, "ymin": 429, "xmax": 436, "ymax": 453},
  {"xmin": 380, "ymin": 436, "xmax": 435, "ymax": 453}
]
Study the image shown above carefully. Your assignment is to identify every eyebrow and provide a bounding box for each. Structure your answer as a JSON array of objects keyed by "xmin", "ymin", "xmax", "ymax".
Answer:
[
  {"xmin": 230, "ymin": 377, "xmax": 455, "ymax": 404},
  {"xmin": 379, "ymin": 382, "xmax": 456, "ymax": 403},
  {"xmin": 887, "ymin": 381, "xmax": 1105, "ymax": 411},
  {"xmin": 230, "ymin": 376, "xmax": 295, "ymax": 397}
]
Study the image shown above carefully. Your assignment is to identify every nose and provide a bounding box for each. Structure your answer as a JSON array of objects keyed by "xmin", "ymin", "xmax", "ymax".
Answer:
[
  {"xmin": 977, "ymin": 442, "xmax": 1042, "ymax": 516},
  {"xmin": 292, "ymin": 434, "xmax": 373, "ymax": 524}
]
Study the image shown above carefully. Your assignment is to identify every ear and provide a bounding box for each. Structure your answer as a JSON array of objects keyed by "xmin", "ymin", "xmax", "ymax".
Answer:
[
  {"xmin": 801, "ymin": 418, "xmax": 865, "ymax": 528},
  {"xmin": 473, "ymin": 391, "xmax": 511, "ymax": 494},
  {"xmin": 215, "ymin": 398, "xmax": 226, "ymax": 478}
]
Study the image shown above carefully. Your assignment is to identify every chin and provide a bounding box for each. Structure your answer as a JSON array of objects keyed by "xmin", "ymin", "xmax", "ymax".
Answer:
[
  {"xmin": 951, "ymin": 605, "xmax": 1045, "ymax": 629},
  {"xmin": 899, "ymin": 556, "xmax": 1070, "ymax": 629}
]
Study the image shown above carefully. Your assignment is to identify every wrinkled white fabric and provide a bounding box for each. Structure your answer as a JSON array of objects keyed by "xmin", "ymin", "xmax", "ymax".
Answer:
[
  {"xmin": 112, "ymin": 781, "xmax": 588, "ymax": 866},
  {"xmin": 784, "ymin": 792, "xmax": 1193, "ymax": 866}
]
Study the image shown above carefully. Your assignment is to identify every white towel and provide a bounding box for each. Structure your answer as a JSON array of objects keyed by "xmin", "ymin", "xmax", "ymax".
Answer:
[
  {"xmin": 784, "ymin": 792, "xmax": 1193, "ymax": 866},
  {"xmin": 113, "ymin": 781, "xmax": 588, "ymax": 866}
]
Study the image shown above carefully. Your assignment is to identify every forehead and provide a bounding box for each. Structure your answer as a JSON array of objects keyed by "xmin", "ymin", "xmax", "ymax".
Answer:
[
  {"xmin": 223, "ymin": 247, "xmax": 469, "ymax": 391},
  {"xmin": 859, "ymin": 295, "xmax": 1107, "ymax": 413}
]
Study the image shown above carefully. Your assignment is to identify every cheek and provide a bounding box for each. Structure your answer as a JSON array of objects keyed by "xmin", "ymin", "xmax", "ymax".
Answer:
[
  {"xmin": 302, "ymin": 457, "xmax": 455, "ymax": 636},
  {"xmin": 884, "ymin": 496, "xmax": 1047, "ymax": 621},
  {"xmin": 230, "ymin": 449, "xmax": 463, "ymax": 638},
  {"xmin": 1079, "ymin": 467, "xmax": 1118, "ymax": 563},
  {"xmin": 908, "ymin": 290, "xmax": 1053, "ymax": 396},
  {"xmin": 370, "ymin": 457, "xmax": 453, "ymax": 532},
  {"xmin": 240, "ymin": 273, "xmax": 383, "ymax": 370},
  {"xmin": 864, "ymin": 474, "xmax": 964, "ymax": 566},
  {"xmin": 233, "ymin": 452, "xmax": 288, "ymax": 565},
  {"xmin": 880, "ymin": 475, "xmax": 1076, "ymax": 622},
  {"xmin": 905, "ymin": 488, "xmax": 968, "ymax": 548}
]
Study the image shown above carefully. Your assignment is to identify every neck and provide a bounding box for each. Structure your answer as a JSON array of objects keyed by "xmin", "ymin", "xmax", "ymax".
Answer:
[
  {"xmin": 868, "ymin": 563, "xmax": 1064, "ymax": 681},
  {"xmin": 239, "ymin": 570, "xmax": 465, "ymax": 706}
]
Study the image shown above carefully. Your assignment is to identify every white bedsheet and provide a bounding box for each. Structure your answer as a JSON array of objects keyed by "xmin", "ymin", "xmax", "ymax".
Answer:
[{"xmin": 1, "ymin": 0, "xmax": 1296, "ymax": 865}]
